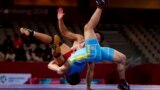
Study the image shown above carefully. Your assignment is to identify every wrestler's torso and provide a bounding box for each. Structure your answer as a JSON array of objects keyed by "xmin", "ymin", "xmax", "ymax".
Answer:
[
  {"xmin": 71, "ymin": 41, "xmax": 85, "ymax": 52},
  {"xmin": 66, "ymin": 39, "xmax": 86, "ymax": 76}
]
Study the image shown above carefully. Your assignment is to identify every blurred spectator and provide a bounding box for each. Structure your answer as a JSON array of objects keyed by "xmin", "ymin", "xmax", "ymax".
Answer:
[
  {"xmin": 13, "ymin": 33, "xmax": 23, "ymax": 49},
  {"xmin": 23, "ymin": 41, "xmax": 33, "ymax": 61},
  {"xmin": 2, "ymin": 35, "xmax": 13, "ymax": 54},
  {"xmin": 0, "ymin": 44, "xmax": 5, "ymax": 61},
  {"xmin": 43, "ymin": 44, "xmax": 52, "ymax": 61},
  {"xmin": 38, "ymin": 27, "xmax": 45, "ymax": 33},
  {"xmin": 12, "ymin": 33, "xmax": 26, "ymax": 61},
  {"xmin": 5, "ymin": 49, "xmax": 15, "ymax": 62},
  {"xmin": 32, "ymin": 44, "xmax": 44, "ymax": 62},
  {"xmin": 14, "ymin": 45, "xmax": 26, "ymax": 61},
  {"xmin": 0, "ymin": 52, "xmax": 4, "ymax": 61}
]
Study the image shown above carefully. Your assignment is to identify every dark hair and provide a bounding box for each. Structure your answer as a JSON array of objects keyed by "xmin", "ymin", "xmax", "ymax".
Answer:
[
  {"xmin": 95, "ymin": 31, "xmax": 104, "ymax": 44},
  {"xmin": 66, "ymin": 73, "xmax": 80, "ymax": 85}
]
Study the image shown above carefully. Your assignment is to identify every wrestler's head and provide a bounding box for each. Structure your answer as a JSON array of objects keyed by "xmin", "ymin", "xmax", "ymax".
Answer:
[
  {"xmin": 66, "ymin": 73, "xmax": 80, "ymax": 85},
  {"xmin": 95, "ymin": 31, "xmax": 104, "ymax": 44}
]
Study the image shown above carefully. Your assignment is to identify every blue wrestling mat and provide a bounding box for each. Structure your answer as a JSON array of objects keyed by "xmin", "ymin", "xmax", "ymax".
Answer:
[{"xmin": 1, "ymin": 84, "xmax": 160, "ymax": 90}]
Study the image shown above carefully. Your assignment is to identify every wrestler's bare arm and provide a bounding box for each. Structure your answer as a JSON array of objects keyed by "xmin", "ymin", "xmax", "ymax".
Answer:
[
  {"xmin": 57, "ymin": 7, "xmax": 83, "ymax": 41},
  {"xmin": 86, "ymin": 63, "xmax": 95, "ymax": 90},
  {"xmin": 48, "ymin": 60, "xmax": 69, "ymax": 75},
  {"xmin": 48, "ymin": 60, "xmax": 60, "ymax": 72}
]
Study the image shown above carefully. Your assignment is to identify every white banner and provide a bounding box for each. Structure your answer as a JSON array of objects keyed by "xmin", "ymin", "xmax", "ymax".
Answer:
[{"xmin": 0, "ymin": 73, "xmax": 31, "ymax": 85}]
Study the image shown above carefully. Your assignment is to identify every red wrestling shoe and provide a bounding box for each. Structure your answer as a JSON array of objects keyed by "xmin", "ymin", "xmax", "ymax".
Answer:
[{"xmin": 96, "ymin": 0, "xmax": 106, "ymax": 9}]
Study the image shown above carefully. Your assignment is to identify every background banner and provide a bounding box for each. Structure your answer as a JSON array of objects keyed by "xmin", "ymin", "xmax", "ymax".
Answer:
[{"xmin": 0, "ymin": 73, "xmax": 31, "ymax": 85}]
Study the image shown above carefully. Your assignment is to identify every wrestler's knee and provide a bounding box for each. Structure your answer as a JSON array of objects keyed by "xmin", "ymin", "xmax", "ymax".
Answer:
[
  {"xmin": 114, "ymin": 52, "xmax": 127, "ymax": 64},
  {"xmin": 118, "ymin": 53, "xmax": 127, "ymax": 65}
]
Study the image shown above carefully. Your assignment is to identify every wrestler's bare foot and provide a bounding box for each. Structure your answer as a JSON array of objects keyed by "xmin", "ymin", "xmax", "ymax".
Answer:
[
  {"xmin": 20, "ymin": 28, "xmax": 30, "ymax": 36},
  {"xmin": 20, "ymin": 27, "xmax": 35, "ymax": 37}
]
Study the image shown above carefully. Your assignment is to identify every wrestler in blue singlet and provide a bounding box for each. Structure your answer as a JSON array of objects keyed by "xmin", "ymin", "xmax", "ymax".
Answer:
[{"xmin": 67, "ymin": 38, "xmax": 115, "ymax": 76}]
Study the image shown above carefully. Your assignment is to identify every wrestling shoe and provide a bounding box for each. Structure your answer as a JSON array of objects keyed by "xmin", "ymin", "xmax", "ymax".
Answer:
[
  {"xmin": 118, "ymin": 80, "xmax": 130, "ymax": 90},
  {"xmin": 52, "ymin": 34, "xmax": 61, "ymax": 58},
  {"xmin": 96, "ymin": 0, "xmax": 106, "ymax": 9},
  {"xmin": 20, "ymin": 27, "xmax": 34, "ymax": 37}
]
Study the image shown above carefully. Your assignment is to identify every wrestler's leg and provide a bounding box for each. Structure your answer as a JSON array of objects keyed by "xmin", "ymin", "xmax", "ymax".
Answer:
[
  {"xmin": 113, "ymin": 50, "xmax": 130, "ymax": 90},
  {"xmin": 84, "ymin": 7, "xmax": 102, "ymax": 41},
  {"xmin": 52, "ymin": 35, "xmax": 74, "ymax": 66},
  {"xmin": 20, "ymin": 27, "xmax": 53, "ymax": 44},
  {"xmin": 20, "ymin": 28, "xmax": 72, "ymax": 66},
  {"xmin": 20, "ymin": 27, "xmax": 71, "ymax": 55},
  {"xmin": 101, "ymin": 47, "xmax": 130, "ymax": 90},
  {"xmin": 112, "ymin": 50, "xmax": 127, "ymax": 80},
  {"xmin": 101, "ymin": 47, "xmax": 126, "ymax": 79},
  {"xmin": 83, "ymin": 6, "xmax": 103, "ymax": 89}
]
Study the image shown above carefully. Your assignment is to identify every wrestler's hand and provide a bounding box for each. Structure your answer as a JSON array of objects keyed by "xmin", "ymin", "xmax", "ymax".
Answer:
[{"xmin": 57, "ymin": 7, "xmax": 65, "ymax": 20}]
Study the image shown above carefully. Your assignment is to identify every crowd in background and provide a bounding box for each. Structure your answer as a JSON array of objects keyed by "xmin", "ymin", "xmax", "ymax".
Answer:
[{"xmin": 0, "ymin": 33, "xmax": 52, "ymax": 62}]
